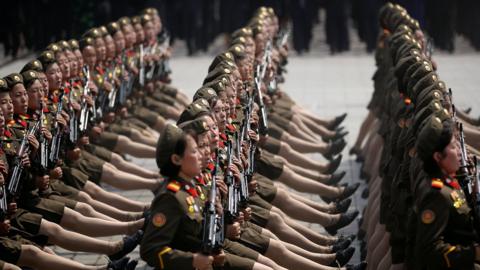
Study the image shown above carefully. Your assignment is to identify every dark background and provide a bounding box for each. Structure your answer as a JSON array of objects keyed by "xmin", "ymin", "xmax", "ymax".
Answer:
[{"xmin": 0, "ymin": 0, "xmax": 479, "ymax": 58}]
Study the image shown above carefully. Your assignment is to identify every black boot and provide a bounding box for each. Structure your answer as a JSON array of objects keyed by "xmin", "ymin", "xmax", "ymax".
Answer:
[
  {"xmin": 328, "ymin": 113, "xmax": 347, "ymax": 130},
  {"xmin": 330, "ymin": 246, "xmax": 355, "ymax": 266},
  {"xmin": 331, "ymin": 237, "xmax": 352, "ymax": 252},
  {"xmin": 321, "ymin": 183, "xmax": 359, "ymax": 204},
  {"xmin": 334, "ymin": 198, "xmax": 352, "ymax": 213},
  {"xmin": 126, "ymin": 259, "xmax": 138, "ymax": 270},
  {"xmin": 109, "ymin": 230, "xmax": 144, "ymax": 261},
  {"xmin": 325, "ymin": 210, "xmax": 359, "ymax": 235},
  {"xmin": 326, "ymin": 155, "xmax": 343, "ymax": 174},
  {"xmin": 324, "ymin": 139, "xmax": 347, "ymax": 160},
  {"xmin": 346, "ymin": 262, "xmax": 367, "ymax": 270},
  {"xmin": 326, "ymin": 171, "xmax": 346, "ymax": 186},
  {"xmin": 108, "ymin": 257, "xmax": 130, "ymax": 270}
]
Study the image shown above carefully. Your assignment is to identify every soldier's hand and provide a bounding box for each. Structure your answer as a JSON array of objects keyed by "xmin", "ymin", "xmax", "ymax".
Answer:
[
  {"xmin": 192, "ymin": 253, "xmax": 213, "ymax": 270},
  {"xmin": 88, "ymin": 81, "xmax": 99, "ymax": 95},
  {"xmin": 27, "ymin": 134, "xmax": 39, "ymax": 151},
  {"xmin": 248, "ymin": 130, "xmax": 259, "ymax": 142},
  {"xmin": 61, "ymin": 111, "xmax": 70, "ymax": 123},
  {"xmin": 215, "ymin": 177, "xmax": 228, "ymax": 197},
  {"xmin": 214, "ymin": 199, "xmax": 223, "ymax": 214},
  {"xmin": 0, "ymin": 161, "xmax": 6, "ymax": 175},
  {"xmin": 50, "ymin": 167, "xmax": 63, "ymax": 179},
  {"xmin": 72, "ymin": 102, "xmax": 81, "ymax": 111},
  {"xmin": 41, "ymin": 127, "xmax": 52, "ymax": 141},
  {"xmin": 20, "ymin": 154, "xmax": 31, "ymax": 168},
  {"xmin": 8, "ymin": 202, "xmax": 17, "ymax": 215},
  {"xmin": 242, "ymin": 207, "xmax": 252, "ymax": 221},
  {"xmin": 83, "ymin": 95, "xmax": 94, "ymax": 107},
  {"xmin": 226, "ymin": 222, "xmax": 241, "ymax": 240},
  {"xmin": 248, "ymin": 180, "xmax": 258, "ymax": 194},
  {"xmin": 0, "ymin": 219, "xmax": 11, "ymax": 235},
  {"xmin": 103, "ymin": 81, "xmax": 113, "ymax": 92},
  {"xmin": 212, "ymin": 250, "xmax": 226, "ymax": 267},
  {"xmin": 57, "ymin": 114, "xmax": 67, "ymax": 127}
]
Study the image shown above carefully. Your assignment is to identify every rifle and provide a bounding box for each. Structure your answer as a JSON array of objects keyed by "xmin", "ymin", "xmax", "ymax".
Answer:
[
  {"xmin": 38, "ymin": 105, "xmax": 49, "ymax": 170},
  {"xmin": 254, "ymin": 65, "xmax": 269, "ymax": 136},
  {"xmin": 0, "ymin": 181, "xmax": 7, "ymax": 221},
  {"xmin": 68, "ymin": 85, "xmax": 78, "ymax": 144},
  {"xmin": 234, "ymin": 132, "xmax": 249, "ymax": 206},
  {"xmin": 275, "ymin": 27, "xmax": 290, "ymax": 48},
  {"xmin": 49, "ymin": 91, "xmax": 64, "ymax": 166},
  {"xmin": 225, "ymin": 140, "xmax": 238, "ymax": 221},
  {"xmin": 201, "ymin": 151, "xmax": 224, "ymax": 254},
  {"xmin": 8, "ymin": 120, "xmax": 40, "ymax": 196},
  {"xmin": 79, "ymin": 66, "xmax": 91, "ymax": 134},
  {"xmin": 139, "ymin": 44, "xmax": 145, "ymax": 87}
]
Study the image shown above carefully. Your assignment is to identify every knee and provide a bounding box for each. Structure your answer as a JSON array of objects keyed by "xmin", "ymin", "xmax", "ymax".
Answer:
[
  {"xmin": 76, "ymin": 202, "xmax": 94, "ymax": 215},
  {"xmin": 77, "ymin": 191, "xmax": 92, "ymax": 203},
  {"xmin": 110, "ymin": 153, "xmax": 124, "ymax": 164},
  {"xmin": 85, "ymin": 182, "xmax": 102, "ymax": 199},
  {"xmin": 20, "ymin": 245, "xmax": 43, "ymax": 263}
]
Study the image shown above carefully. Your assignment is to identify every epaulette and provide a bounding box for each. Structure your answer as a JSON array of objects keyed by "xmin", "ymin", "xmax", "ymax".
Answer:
[
  {"xmin": 431, "ymin": 178, "xmax": 443, "ymax": 189},
  {"xmin": 166, "ymin": 180, "xmax": 181, "ymax": 193}
]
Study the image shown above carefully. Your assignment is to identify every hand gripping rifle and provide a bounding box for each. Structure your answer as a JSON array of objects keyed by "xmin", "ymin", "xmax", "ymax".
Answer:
[
  {"xmin": 49, "ymin": 91, "xmax": 65, "ymax": 166},
  {"xmin": 201, "ymin": 151, "xmax": 224, "ymax": 254},
  {"xmin": 8, "ymin": 120, "xmax": 40, "ymax": 196}
]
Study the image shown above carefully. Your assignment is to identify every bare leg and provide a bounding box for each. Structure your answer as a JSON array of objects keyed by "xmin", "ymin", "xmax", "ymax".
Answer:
[
  {"xmin": 352, "ymin": 111, "xmax": 375, "ymax": 151},
  {"xmin": 368, "ymin": 234, "xmax": 390, "ymax": 270},
  {"xmin": 288, "ymin": 192, "xmax": 336, "ymax": 213},
  {"xmin": 265, "ymin": 212, "xmax": 334, "ymax": 251},
  {"xmin": 280, "ymin": 132, "xmax": 329, "ymax": 154},
  {"xmin": 294, "ymin": 115, "xmax": 335, "ymax": 138},
  {"xmin": 281, "ymin": 240, "xmax": 336, "ymax": 264},
  {"xmin": 113, "ymin": 135, "xmax": 156, "ymax": 158},
  {"xmin": 282, "ymin": 215, "xmax": 337, "ymax": 246},
  {"xmin": 76, "ymin": 191, "xmax": 142, "ymax": 221},
  {"xmin": 60, "ymin": 207, "xmax": 143, "ymax": 237},
  {"xmin": 18, "ymin": 245, "xmax": 105, "ymax": 270},
  {"xmin": 257, "ymin": 254, "xmax": 289, "ymax": 270},
  {"xmin": 73, "ymin": 202, "xmax": 117, "ymax": 221},
  {"xmin": 287, "ymin": 121, "xmax": 322, "ymax": 143},
  {"xmin": 152, "ymin": 117, "xmax": 166, "ymax": 132},
  {"xmin": 2, "ymin": 263, "xmax": 21, "ymax": 270},
  {"xmin": 277, "ymin": 142, "xmax": 329, "ymax": 172},
  {"xmin": 377, "ymin": 249, "xmax": 392, "ymax": 270},
  {"xmin": 101, "ymin": 164, "xmax": 160, "ymax": 191},
  {"xmin": 83, "ymin": 181, "xmax": 149, "ymax": 212},
  {"xmin": 276, "ymin": 167, "xmax": 342, "ymax": 198},
  {"xmin": 270, "ymin": 193, "xmax": 339, "ymax": 226},
  {"xmin": 110, "ymin": 152, "xmax": 159, "ymax": 178},
  {"xmin": 286, "ymin": 162, "xmax": 331, "ymax": 183},
  {"xmin": 129, "ymin": 128, "xmax": 158, "ymax": 147},
  {"xmin": 39, "ymin": 219, "xmax": 121, "ymax": 255}
]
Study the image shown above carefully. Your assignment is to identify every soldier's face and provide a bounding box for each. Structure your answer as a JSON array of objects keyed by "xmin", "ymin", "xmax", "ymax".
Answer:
[
  {"xmin": 74, "ymin": 50, "xmax": 84, "ymax": 69},
  {"xmin": 10, "ymin": 84, "xmax": 28, "ymax": 114},
  {"xmin": 82, "ymin": 46, "xmax": 97, "ymax": 69},
  {"xmin": 154, "ymin": 15, "xmax": 162, "ymax": 34},
  {"xmin": 202, "ymin": 115, "xmax": 219, "ymax": 152},
  {"xmin": 66, "ymin": 50, "xmax": 78, "ymax": 77},
  {"xmin": 27, "ymin": 80, "xmax": 44, "ymax": 111},
  {"xmin": 143, "ymin": 21, "xmax": 155, "ymax": 43},
  {"xmin": 45, "ymin": 63, "xmax": 63, "ymax": 91},
  {"xmin": 178, "ymin": 135, "xmax": 202, "ymax": 178},
  {"xmin": 104, "ymin": 35, "xmax": 116, "ymax": 60},
  {"xmin": 113, "ymin": 32, "xmax": 126, "ymax": 53},
  {"xmin": 56, "ymin": 52, "xmax": 71, "ymax": 80},
  {"xmin": 0, "ymin": 93, "xmax": 14, "ymax": 121},
  {"xmin": 435, "ymin": 135, "xmax": 461, "ymax": 175},
  {"xmin": 134, "ymin": 24, "xmax": 145, "ymax": 44},
  {"xmin": 196, "ymin": 132, "xmax": 211, "ymax": 169},
  {"xmin": 36, "ymin": 72, "xmax": 49, "ymax": 94},
  {"xmin": 226, "ymin": 86, "xmax": 236, "ymax": 117},
  {"xmin": 122, "ymin": 25, "xmax": 135, "ymax": 48},
  {"xmin": 94, "ymin": 38, "xmax": 107, "ymax": 62},
  {"xmin": 213, "ymin": 99, "xmax": 227, "ymax": 132},
  {"xmin": 0, "ymin": 109, "xmax": 4, "ymax": 133}
]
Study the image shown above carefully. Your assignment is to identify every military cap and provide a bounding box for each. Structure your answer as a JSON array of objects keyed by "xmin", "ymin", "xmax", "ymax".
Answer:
[
  {"xmin": 156, "ymin": 124, "xmax": 184, "ymax": 169},
  {"xmin": 69, "ymin": 39, "xmax": 80, "ymax": 50},
  {"xmin": 58, "ymin": 40, "xmax": 72, "ymax": 51},
  {"xmin": 141, "ymin": 14, "xmax": 152, "ymax": 25},
  {"xmin": 251, "ymin": 24, "xmax": 263, "ymax": 36},
  {"xmin": 21, "ymin": 70, "xmax": 38, "ymax": 88},
  {"xmin": 107, "ymin": 22, "xmax": 121, "ymax": 35},
  {"xmin": 98, "ymin": 26, "xmax": 109, "ymax": 37},
  {"xmin": 416, "ymin": 116, "xmax": 453, "ymax": 160},
  {"xmin": 231, "ymin": 37, "xmax": 247, "ymax": 46},
  {"xmin": 46, "ymin": 43, "xmax": 62, "ymax": 53},
  {"xmin": 204, "ymin": 77, "xmax": 230, "ymax": 93},
  {"xmin": 21, "ymin": 60, "xmax": 43, "ymax": 73},
  {"xmin": 411, "ymin": 71, "xmax": 438, "ymax": 100},
  {"xmin": 378, "ymin": 3, "xmax": 396, "ymax": 29},
  {"xmin": 407, "ymin": 66, "xmax": 436, "ymax": 96},
  {"xmin": 231, "ymin": 27, "xmax": 253, "ymax": 39},
  {"xmin": 38, "ymin": 51, "xmax": 57, "ymax": 71},
  {"xmin": 178, "ymin": 100, "xmax": 211, "ymax": 124},
  {"xmin": 412, "ymin": 100, "xmax": 444, "ymax": 133},
  {"xmin": 83, "ymin": 28, "xmax": 101, "ymax": 39},
  {"xmin": 400, "ymin": 60, "xmax": 424, "ymax": 90},
  {"xmin": 204, "ymin": 66, "xmax": 232, "ymax": 85},
  {"xmin": 131, "ymin": 16, "xmax": 141, "ymax": 25},
  {"xmin": 178, "ymin": 118, "xmax": 210, "ymax": 135},
  {"xmin": 4, "ymin": 73, "xmax": 24, "ymax": 89},
  {"xmin": 142, "ymin": 7, "xmax": 158, "ymax": 16},
  {"xmin": 229, "ymin": 44, "xmax": 246, "ymax": 60},
  {"xmin": 193, "ymin": 87, "xmax": 218, "ymax": 103},
  {"xmin": 79, "ymin": 37, "xmax": 95, "ymax": 50},
  {"xmin": 118, "ymin": 17, "xmax": 132, "ymax": 27},
  {"xmin": 394, "ymin": 53, "xmax": 422, "ymax": 87},
  {"xmin": 415, "ymin": 81, "xmax": 447, "ymax": 108},
  {"xmin": 0, "ymin": 78, "xmax": 8, "ymax": 92},
  {"xmin": 415, "ymin": 89, "xmax": 445, "ymax": 113}
]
